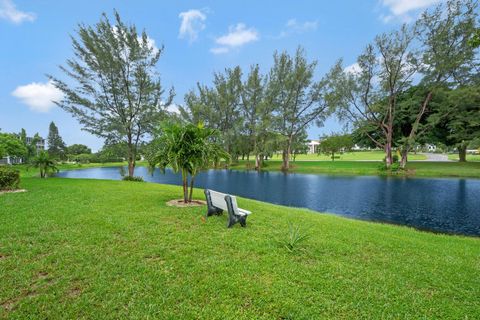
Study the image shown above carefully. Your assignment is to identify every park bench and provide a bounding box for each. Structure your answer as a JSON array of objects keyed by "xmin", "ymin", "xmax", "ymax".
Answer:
[{"xmin": 204, "ymin": 189, "xmax": 252, "ymax": 228}]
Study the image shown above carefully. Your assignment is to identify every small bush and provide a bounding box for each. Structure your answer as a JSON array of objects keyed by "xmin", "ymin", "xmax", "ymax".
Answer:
[
  {"xmin": 383, "ymin": 154, "xmax": 399, "ymax": 164},
  {"xmin": 282, "ymin": 222, "xmax": 309, "ymax": 253},
  {"xmin": 378, "ymin": 162, "xmax": 403, "ymax": 174},
  {"xmin": 0, "ymin": 166, "xmax": 20, "ymax": 190},
  {"xmin": 122, "ymin": 176, "xmax": 144, "ymax": 182}
]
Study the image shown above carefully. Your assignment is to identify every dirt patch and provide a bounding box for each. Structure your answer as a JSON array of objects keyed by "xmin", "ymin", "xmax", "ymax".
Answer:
[
  {"xmin": 67, "ymin": 287, "xmax": 82, "ymax": 299},
  {"xmin": 0, "ymin": 189, "xmax": 27, "ymax": 195},
  {"xmin": 166, "ymin": 199, "xmax": 206, "ymax": 207},
  {"xmin": 0, "ymin": 270, "xmax": 53, "ymax": 314}
]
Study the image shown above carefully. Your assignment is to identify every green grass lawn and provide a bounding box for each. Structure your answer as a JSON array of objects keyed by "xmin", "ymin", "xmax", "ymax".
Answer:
[
  {"xmin": 448, "ymin": 154, "xmax": 480, "ymax": 162},
  {"xmin": 1, "ymin": 178, "xmax": 479, "ymax": 318},
  {"xmin": 230, "ymin": 160, "xmax": 480, "ymax": 178},
  {"xmin": 270, "ymin": 151, "xmax": 427, "ymax": 161}
]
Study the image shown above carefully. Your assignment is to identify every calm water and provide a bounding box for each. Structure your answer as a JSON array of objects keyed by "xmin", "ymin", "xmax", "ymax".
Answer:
[{"xmin": 57, "ymin": 166, "xmax": 480, "ymax": 236}]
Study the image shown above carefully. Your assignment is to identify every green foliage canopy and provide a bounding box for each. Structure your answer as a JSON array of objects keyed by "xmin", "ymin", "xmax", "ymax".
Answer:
[
  {"xmin": 147, "ymin": 122, "xmax": 229, "ymax": 202},
  {"xmin": 50, "ymin": 11, "xmax": 174, "ymax": 176},
  {"xmin": 318, "ymin": 134, "xmax": 354, "ymax": 161}
]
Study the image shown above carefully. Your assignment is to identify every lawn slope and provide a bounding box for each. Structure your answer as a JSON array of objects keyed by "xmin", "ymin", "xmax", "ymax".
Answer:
[{"xmin": 1, "ymin": 178, "xmax": 479, "ymax": 319}]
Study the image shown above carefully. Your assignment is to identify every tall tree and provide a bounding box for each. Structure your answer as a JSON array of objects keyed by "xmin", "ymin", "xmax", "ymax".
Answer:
[
  {"xmin": 212, "ymin": 67, "xmax": 243, "ymax": 158},
  {"xmin": 181, "ymin": 67, "xmax": 243, "ymax": 160},
  {"xmin": 19, "ymin": 129, "xmax": 27, "ymax": 145},
  {"xmin": 429, "ymin": 86, "xmax": 480, "ymax": 161},
  {"xmin": 398, "ymin": 0, "xmax": 479, "ymax": 167},
  {"xmin": 240, "ymin": 64, "xmax": 273, "ymax": 170},
  {"xmin": 330, "ymin": 24, "xmax": 419, "ymax": 168},
  {"xmin": 47, "ymin": 122, "xmax": 66, "ymax": 159},
  {"xmin": 268, "ymin": 47, "xmax": 332, "ymax": 170},
  {"xmin": 50, "ymin": 11, "xmax": 174, "ymax": 176}
]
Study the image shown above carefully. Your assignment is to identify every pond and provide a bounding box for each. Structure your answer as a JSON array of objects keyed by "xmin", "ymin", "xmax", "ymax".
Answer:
[{"xmin": 57, "ymin": 166, "xmax": 480, "ymax": 236}]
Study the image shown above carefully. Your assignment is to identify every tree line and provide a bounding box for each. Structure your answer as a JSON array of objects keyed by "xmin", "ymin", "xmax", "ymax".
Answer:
[
  {"xmin": 180, "ymin": 0, "xmax": 479, "ymax": 169},
  {"xmin": 179, "ymin": 47, "xmax": 334, "ymax": 170},
  {"xmin": 3, "ymin": 0, "xmax": 477, "ymax": 177}
]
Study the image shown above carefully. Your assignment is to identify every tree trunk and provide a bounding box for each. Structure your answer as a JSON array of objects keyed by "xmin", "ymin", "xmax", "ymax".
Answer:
[
  {"xmin": 400, "ymin": 148, "xmax": 408, "ymax": 168},
  {"xmin": 401, "ymin": 91, "xmax": 433, "ymax": 169},
  {"xmin": 385, "ymin": 130, "xmax": 393, "ymax": 168},
  {"xmin": 182, "ymin": 171, "xmax": 188, "ymax": 203},
  {"xmin": 458, "ymin": 145, "xmax": 467, "ymax": 162},
  {"xmin": 255, "ymin": 154, "xmax": 260, "ymax": 171},
  {"xmin": 128, "ymin": 160, "xmax": 135, "ymax": 177},
  {"xmin": 188, "ymin": 175, "xmax": 195, "ymax": 202},
  {"xmin": 282, "ymin": 137, "xmax": 292, "ymax": 171},
  {"xmin": 331, "ymin": 151, "xmax": 335, "ymax": 161}
]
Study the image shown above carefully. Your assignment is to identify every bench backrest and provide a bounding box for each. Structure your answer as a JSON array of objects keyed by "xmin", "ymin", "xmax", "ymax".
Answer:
[
  {"xmin": 208, "ymin": 189, "xmax": 240, "ymax": 215},
  {"xmin": 209, "ymin": 190, "xmax": 229, "ymax": 211}
]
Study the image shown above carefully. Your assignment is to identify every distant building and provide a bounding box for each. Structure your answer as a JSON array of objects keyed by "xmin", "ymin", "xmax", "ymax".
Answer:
[
  {"xmin": 0, "ymin": 156, "xmax": 23, "ymax": 165},
  {"xmin": 26, "ymin": 136, "xmax": 45, "ymax": 154},
  {"xmin": 0, "ymin": 136, "xmax": 45, "ymax": 165},
  {"xmin": 307, "ymin": 140, "xmax": 321, "ymax": 154}
]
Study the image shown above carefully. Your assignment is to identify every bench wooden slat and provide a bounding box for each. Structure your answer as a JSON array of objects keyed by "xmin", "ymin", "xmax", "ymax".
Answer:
[
  {"xmin": 209, "ymin": 190, "xmax": 228, "ymax": 211},
  {"xmin": 238, "ymin": 208, "xmax": 251, "ymax": 216}
]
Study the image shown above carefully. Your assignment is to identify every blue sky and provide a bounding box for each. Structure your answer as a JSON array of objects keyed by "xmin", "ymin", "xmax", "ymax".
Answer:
[{"xmin": 0, "ymin": 0, "xmax": 443, "ymax": 151}]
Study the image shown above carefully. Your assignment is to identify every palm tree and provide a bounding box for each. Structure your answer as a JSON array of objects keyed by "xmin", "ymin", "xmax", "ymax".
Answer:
[
  {"xmin": 30, "ymin": 151, "xmax": 58, "ymax": 178},
  {"xmin": 147, "ymin": 122, "xmax": 230, "ymax": 203}
]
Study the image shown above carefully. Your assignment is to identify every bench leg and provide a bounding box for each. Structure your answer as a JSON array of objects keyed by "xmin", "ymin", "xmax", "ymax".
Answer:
[
  {"xmin": 239, "ymin": 216, "xmax": 247, "ymax": 227},
  {"xmin": 207, "ymin": 206, "xmax": 223, "ymax": 217},
  {"xmin": 224, "ymin": 195, "xmax": 248, "ymax": 228},
  {"xmin": 227, "ymin": 215, "xmax": 247, "ymax": 228}
]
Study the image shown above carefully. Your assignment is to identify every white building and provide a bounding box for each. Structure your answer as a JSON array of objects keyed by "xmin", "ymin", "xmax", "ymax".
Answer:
[
  {"xmin": 26, "ymin": 136, "xmax": 45, "ymax": 153},
  {"xmin": 0, "ymin": 156, "xmax": 23, "ymax": 165},
  {"xmin": 307, "ymin": 140, "xmax": 321, "ymax": 154}
]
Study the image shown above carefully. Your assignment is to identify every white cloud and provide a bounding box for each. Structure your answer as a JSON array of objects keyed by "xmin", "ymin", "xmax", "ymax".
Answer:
[
  {"xmin": 178, "ymin": 9, "xmax": 206, "ymax": 42},
  {"xmin": 0, "ymin": 0, "xmax": 35, "ymax": 24},
  {"xmin": 166, "ymin": 103, "xmax": 180, "ymax": 114},
  {"xmin": 210, "ymin": 47, "xmax": 230, "ymax": 55},
  {"xmin": 211, "ymin": 23, "xmax": 259, "ymax": 54},
  {"xmin": 344, "ymin": 62, "xmax": 362, "ymax": 75},
  {"xmin": 12, "ymin": 80, "xmax": 63, "ymax": 113},
  {"xmin": 380, "ymin": 0, "xmax": 442, "ymax": 23},
  {"xmin": 382, "ymin": 0, "xmax": 441, "ymax": 16},
  {"xmin": 284, "ymin": 19, "xmax": 318, "ymax": 35},
  {"xmin": 144, "ymin": 36, "xmax": 159, "ymax": 54}
]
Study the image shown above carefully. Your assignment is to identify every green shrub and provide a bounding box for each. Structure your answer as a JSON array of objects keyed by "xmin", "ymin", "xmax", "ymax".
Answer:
[
  {"xmin": 122, "ymin": 176, "xmax": 144, "ymax": 182},
  {"xmin": 0, "ymin": 166, "xmax": 20, "ymax": 190},
  {"xmin": 72, "ymin": 153, "xmax": 94, "ymax": 164},
  {"xmin": 383, "ymin": 154, "xmax": 399, "ymax": 164},
  {"xmin": 378, "ymin": 161, "xmax": 403, "ymax": 174},
  {"xmin": 392, "ymin": 154, "xmax": 399, "ymax": 163},
  {"xmin": 282, "ymin": 222, "xmax": 309, "ymax": 253}
]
